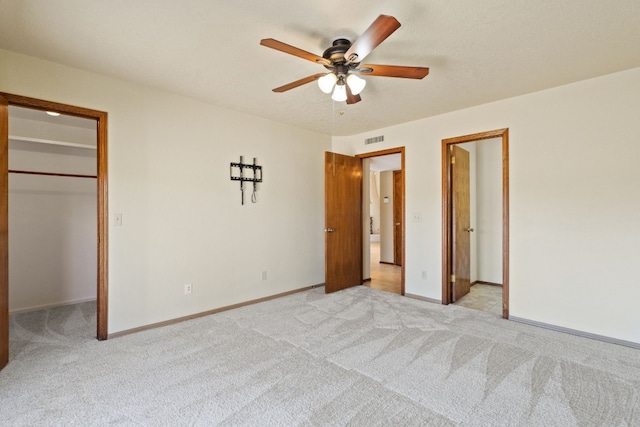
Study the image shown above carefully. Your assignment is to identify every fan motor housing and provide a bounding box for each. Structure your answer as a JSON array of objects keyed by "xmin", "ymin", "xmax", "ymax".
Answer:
[{"xmin": 323, "ymin": 38, "xmax": 351, "ymax": 63}]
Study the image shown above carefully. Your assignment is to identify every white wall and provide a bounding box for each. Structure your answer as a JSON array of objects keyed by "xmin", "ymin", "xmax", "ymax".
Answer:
[
  {"xmin": 476, "ymin": 139, "xmax": 502, "ymax": 283},
  {"xmin": 379, "ymin": 171, "xmax": 394, "ymax": 263},
  {"xmin": 1, "ymin": 49, "xmax": 331, "ymax": 334},
  {"xmin": 9, "ymin": 140, "xmax": 97, "ymax": 311},
  {"xmin": 369, "ymin": 172, "xmax": 381, "ymax": 235},
  {"xmin": 333, "ymin": 67, "xmax": 640, "ymax": 345}
]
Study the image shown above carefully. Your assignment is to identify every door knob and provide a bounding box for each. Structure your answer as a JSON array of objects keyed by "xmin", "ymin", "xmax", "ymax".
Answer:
[
  {"xmin": 325, "ymin": 228, "xmax": 334, "ymax": 233},
  {"xmin": 465, "ymin": 227, "xmax": 474, "ymax": 232},
  {"xmin": 395, "ymin": 222, "xmax": 401, "ymax": 226}
]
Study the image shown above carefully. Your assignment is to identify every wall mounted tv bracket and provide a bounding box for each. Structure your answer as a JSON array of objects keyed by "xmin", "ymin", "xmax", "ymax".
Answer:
[{"xmin": 230, "ymin": 156, "xmax": 262, "ymax": 205}]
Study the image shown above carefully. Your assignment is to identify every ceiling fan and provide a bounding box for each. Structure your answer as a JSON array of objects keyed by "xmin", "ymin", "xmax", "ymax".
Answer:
[{"xmin": 260, "ymin": 15, "xmax": 429, "ymax": 104}]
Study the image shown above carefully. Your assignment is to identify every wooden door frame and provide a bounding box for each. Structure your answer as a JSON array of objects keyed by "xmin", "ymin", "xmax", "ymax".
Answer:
[
  {"xmin": 441, "ymin": 129, "xmax": 509, "ymax": 318},
  {"xmin": 0, "ymin": 92, "xmax": 108, "ymax": 340},
  {"xmin": 357, "ymin": 147, "xmax": 405, "ymax": 295},
  {"xmin": 392, "ymin": 170, "xmax": 402, "ymax": 266}
]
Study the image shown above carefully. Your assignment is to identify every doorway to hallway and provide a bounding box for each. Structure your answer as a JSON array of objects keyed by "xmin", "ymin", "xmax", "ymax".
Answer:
[
  {"xmin": 366, "ymin": 240, "xmax": 401, "ymax": 294},
  {"xmin": 358, "ymin": 148, "xmax": 404, "ymax": 295}
]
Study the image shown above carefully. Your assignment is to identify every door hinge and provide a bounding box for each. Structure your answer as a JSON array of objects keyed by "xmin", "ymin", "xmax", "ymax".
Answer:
[
  {"xmin": 451, "ymin": 156, "xmax": 455, "ymax": 165},
  {"xmin": 450, "ymin": 274, "xmax": 456, "ymax": 283}
]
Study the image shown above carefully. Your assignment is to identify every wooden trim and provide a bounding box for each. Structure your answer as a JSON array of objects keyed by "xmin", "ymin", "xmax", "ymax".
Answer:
[
  {"xmin": 357, "ymin": 147, "xmax": 406, "ymax": 296},
  {"xmin": 96, "ymin": 112, "xmax": 108, "ymax": 340},
  {"xmin": 441, "ymin": 142, "xmax": 451, "ymax": 305},
  {"xmin": 1, "ymin": 92, "xmax": 109, "ymax": 339},
  {"xmin": 108, "ymin": 285, "xmax": 319, "ymax": 339},
  {"xmin": 502, "ymin": 129, "xmax": 509, "ymax": 318},
  {"xmin": 441, "ymin": 128, "xmax": 509, "ymax": 318},
  {"xmin": 443, "ymin": 128, "xmax": 508, "ymax": 145},
  {"xmin": 356, "ymin": 147, "xmax": 405, "ymax": 159},
  {"xmin": 9, "ymin": 170, "xmax": 97, "ymax": 179},
  {"xmin": 0, "ymin": 96, "xmax": 8, "ymax": 369}
]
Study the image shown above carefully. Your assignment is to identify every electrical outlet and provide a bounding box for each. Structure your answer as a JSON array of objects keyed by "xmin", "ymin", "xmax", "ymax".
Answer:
[
  {"xmin": 421, "ymin": 270, "xmax": 428, "ymax": 280},
  {"xmin": 184, "ymin": 283, "xmax": 192, "ymax": 295},
  {"xmin": 413, "ymin": 212, "xmax": 422, "ymax": 223},
  {"xmin": 261, "ymin": 271, "xmax": 267, "ymax": 281}
]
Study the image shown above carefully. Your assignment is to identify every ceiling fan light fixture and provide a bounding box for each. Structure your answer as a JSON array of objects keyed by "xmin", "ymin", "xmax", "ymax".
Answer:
[
  {"xmin": 318, "ymin": 73, "xmax": 337, "ymax": 94},
  {"xmin": 331, "ymin": 83, "xmax": 347, "ymax": 102},
  {"xmin": 346, "ymin": 74, "xmax": 366, "ymax": 95}
]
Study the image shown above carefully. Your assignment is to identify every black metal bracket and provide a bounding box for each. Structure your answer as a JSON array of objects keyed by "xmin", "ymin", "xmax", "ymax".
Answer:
[{"xmin": 230, "ymin": 156, "xmax": 262, "ymax": 204}]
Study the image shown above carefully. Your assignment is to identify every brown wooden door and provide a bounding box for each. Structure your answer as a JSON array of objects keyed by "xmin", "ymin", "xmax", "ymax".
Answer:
[
  {"xmin": 393, "ymin": 170, "xmax": 402, "ymax": 266},
  {"xmin": 0, "ymin": 96, "xmax": 8, "ymax": 371},
  {"xmin": 451, "ymin": 145, "xmax": 471, "ymax": 301},
  {"xmin": 325, "ymin": 152, "xmax": 362, "ymax": 293}
]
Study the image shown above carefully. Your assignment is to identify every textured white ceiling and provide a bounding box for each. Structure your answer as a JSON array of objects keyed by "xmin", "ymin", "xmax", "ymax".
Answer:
[{"xmin": 1, "ymin": 0, "xmax": 639, "ymax": 136}]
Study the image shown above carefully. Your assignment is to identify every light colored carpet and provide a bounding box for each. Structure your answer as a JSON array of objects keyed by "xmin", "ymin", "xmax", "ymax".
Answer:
[
  {"xmin": 1, "ymin": 286, "xmax": 639, "ymax": 426},
  {"xmin": 453, "ymin": 284, "xmax": 502, "ymax": 316}
]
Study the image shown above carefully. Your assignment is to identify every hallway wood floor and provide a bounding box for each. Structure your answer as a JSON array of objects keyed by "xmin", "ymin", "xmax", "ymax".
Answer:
[
  {"xmin": 363, "ymin": 243, "xmax": 502, "ymax": 318},
  {"xmin": 364, "ymin": 242, "xmax": 401, "ymax": 294}
]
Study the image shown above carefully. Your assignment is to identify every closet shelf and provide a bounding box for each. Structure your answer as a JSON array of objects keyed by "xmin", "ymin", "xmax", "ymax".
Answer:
[{"xmin": 9, "ymin": 135, "xmax": 96, "ymax": 150}]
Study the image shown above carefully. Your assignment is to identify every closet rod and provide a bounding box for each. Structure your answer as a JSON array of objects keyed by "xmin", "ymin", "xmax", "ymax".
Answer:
[{"xmin": 8, "ymin": 169, "xmax": 97, "ymax": 179}]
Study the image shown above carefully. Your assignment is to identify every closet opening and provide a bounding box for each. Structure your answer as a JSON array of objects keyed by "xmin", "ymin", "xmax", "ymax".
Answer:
[
  {"xmin": 9, "ymin": 105, "xmax": 97, "ymax": 322},
  {"xmin": 0, "ymin": 93, "xmax": 108, "ymax": 362}
]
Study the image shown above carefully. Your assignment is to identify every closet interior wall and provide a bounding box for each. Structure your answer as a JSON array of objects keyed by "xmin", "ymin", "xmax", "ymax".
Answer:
[{"xmin": 8, "ymin": 107, "xmax": 97, "ymax": 313}]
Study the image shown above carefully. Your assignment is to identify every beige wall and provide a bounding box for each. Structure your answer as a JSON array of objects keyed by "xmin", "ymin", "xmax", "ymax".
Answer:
[
  {"xmin": 476, "ymin": 139, "xmax": 502, "ymax": 284},
  {"xmin": 1, "ymin": 49, "xmax": 331, "ymax": 334},
  {"xmin": 379, "ymin": 171, "xmax": 394, "ymax": 263},
  {"xmin": 333, "ymin": 67, "xmax": 640, "ymax": 345}
]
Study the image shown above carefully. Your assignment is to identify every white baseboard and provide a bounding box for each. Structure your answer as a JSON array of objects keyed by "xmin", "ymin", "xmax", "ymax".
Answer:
[
  {"xmin": 510, "ymin": 316, "xmax": 640, "ymax": 350},
  {"xmin": 405, "ymin": 293, "xmax": 441, "ymax": 304},
  {"xmin": 9, "ymin": 297, "xmax": 97, "ymax": 315}
]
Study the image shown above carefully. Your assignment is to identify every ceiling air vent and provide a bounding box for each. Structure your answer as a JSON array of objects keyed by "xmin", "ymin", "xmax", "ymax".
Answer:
[{"xmin": 365, "ymin": 135, "xmax": 384, "ymax": 145}]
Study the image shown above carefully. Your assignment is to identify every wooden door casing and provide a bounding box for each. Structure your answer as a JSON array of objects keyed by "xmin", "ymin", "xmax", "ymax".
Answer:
[
  {"xmin": 0, "ymin": 92, "xmax": 109, "ymax": 347},
  {"xmin": 393, "ymin": 170, "xmax": 402, "ymax": 266},
  {"xmin": 451, "ymin": 145, "xmax": 471, "ymax": 301},
  {"xmin": 324, "ymin": 152, "xmax": 363, "ymax": 293},
  {"xmin": 0, "ymin": 96, "xmax": 8, "ymax": 370},
  {"xmin": 441, "ymin": 128, "xmax": 509, "ymax": 319}
]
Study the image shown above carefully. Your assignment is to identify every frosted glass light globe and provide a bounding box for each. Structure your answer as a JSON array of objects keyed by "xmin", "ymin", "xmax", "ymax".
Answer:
[
  {"xmin": 346, "ymin": 74, "xmax": 366, "ymax": 95},
  {"xmin": 331, "ymin": 84, "xmax": 347, "ymax": 102},
  {"xmin": 318, "ymin": 73, "xmax": 337, "ymax": 94}
]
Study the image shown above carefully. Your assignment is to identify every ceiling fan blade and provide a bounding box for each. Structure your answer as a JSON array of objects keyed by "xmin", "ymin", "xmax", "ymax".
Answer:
[
  {"xmin": 344, "ymin": 15, "xmax": 401, "ymax": 64},
  {"xmin": 272, "ymin": 73, "xmax": 327, "ymax": 93},
  {"xmin": 260, "ymin": 38, "xmax": 330, "ymax": 65},
  {"xmin": 345, "ymin": 84, "xmax": 362, "ymax": 105},
  {"xmin": 360, "ymin": 64, "xmax": 429, "ymax": 79}
]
